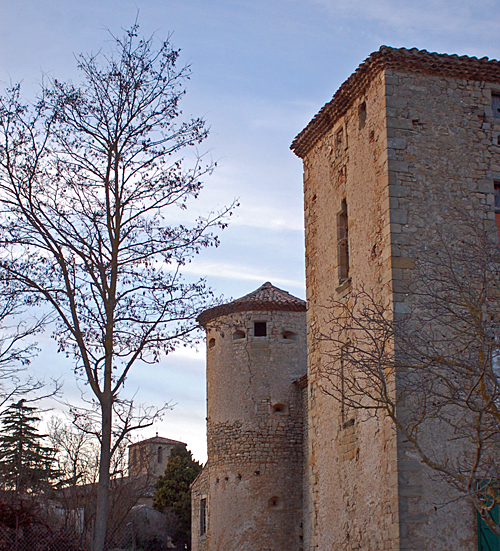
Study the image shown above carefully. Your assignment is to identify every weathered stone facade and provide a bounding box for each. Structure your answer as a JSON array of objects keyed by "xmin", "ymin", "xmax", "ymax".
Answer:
[
  {"xmin": 193, "ymin": 47, "xmax": 500, "ymax": 550},
  {"xmin": 191, "ymin": 283, "xmax": 307, "ymax": 551},
  {"xmin": 292, "ymin": 47, "xmax": 500, "ymax": 550}
]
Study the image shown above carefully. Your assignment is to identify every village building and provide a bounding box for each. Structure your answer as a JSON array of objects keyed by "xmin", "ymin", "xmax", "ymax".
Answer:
[
  {"xmin": 192, "ymin": 46, "xmax": 500, "ymax": 551},
  {"xmin": 128, "ymin": 434, "xmax": 186, "ymax": 505}
]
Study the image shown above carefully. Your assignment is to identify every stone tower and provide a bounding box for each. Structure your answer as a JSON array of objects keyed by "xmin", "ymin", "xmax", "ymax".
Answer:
[
  {"xmin": 191, "ymin": 282, "xmax": 307, "ymax": 551},
  {"xmin": 128, "ymin": 435, "xmax": 186, "ymax": 479},
  {"xmin": 291, "ymin": 47, "xmax": 500, "ymax": 550}
]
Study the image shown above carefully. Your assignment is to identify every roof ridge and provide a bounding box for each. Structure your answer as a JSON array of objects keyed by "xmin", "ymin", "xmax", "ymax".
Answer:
[
  {"xmin": 291, "ymin": 45, "xmax": 500, "ymax": 158},
  {"xmin": 197, "ymin": 282, "xmax": 306, "ymax": 326}
]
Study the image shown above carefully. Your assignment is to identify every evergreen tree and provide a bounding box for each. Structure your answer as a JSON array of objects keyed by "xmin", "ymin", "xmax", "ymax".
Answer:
[
  {"xmin": 153, "ymin": 445, "xmax": 202, "ymax": 549},
  {"xmin": 0, "ymin": 400, "xmax": 58, "ymax": 492}
]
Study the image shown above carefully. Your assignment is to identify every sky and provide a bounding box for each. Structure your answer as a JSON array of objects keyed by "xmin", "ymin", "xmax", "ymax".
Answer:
[{"xmin": 1, "ymin": 0, "xmax": 500, "ymax": 462}]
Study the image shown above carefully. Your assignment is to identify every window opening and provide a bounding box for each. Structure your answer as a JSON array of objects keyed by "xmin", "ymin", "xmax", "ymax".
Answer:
[
  {"xmin": 493, "ymin": 94, "xmax": 500, "ymax": 118},
  {"xmin": 337, "ymin": 200, "xmax": 350, "ymax": 283},
  {"xmin": 358, "ymin": 101, "xmax": 366, "ymax": 130},
  {"xmin": 334, "ymin": 128, "xmax": 344, "ymax": 156},
  {"xmin": 281, "ymin": 330, "xmax": 297, "ymax": 341},
  {"xmin": 208, "ymin": 338, "xmax": 215, "ymax": 349},
  {"xmin": 340, "ymin": 345, "xmax": 356, "ymax": 429},
  {"xmin": 232, "ymin": 330, "xmax": 245, "ymax": 341},
  {"xmin": 200, "ymin": 498, "xmax": 207, "ymax": 536},
  {"xmin": 157, "ymin": 446, "xmax": 162, "ymax": 464},
  {"xmin": 495, "ymin": 182, "xmax": 500, "ymax": 242},
  {"xmin": 254, "ymin": 322, "xmax": 267, "ymax": 337}
]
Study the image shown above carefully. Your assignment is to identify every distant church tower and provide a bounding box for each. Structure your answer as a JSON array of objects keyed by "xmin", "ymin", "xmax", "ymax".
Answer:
[{"xmin": 191, "ymin": 282, "xmax": 307, "ymax": 551}]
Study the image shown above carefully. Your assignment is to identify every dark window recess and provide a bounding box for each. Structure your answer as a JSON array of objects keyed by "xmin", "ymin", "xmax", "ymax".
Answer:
[
  {"xmin": 157, "ymin": 446, "xmax": 162, "ymax": 464},
  {"xmin": 281, "ymin": 330, "xmax": 297, "ymax": 341},
  {"xmin": 208, "ymin": 338, "xmax": 215, "ymax": 349},
  {"xmin": 200, "ymin": 498, "xmax": 207, "ymax": 536},
  {"xmin": 337, "ymin": 200, "xmax": 350, "ymax": 283},
  {"xmin": 493, "ymin": 94, "xmax": 500, "ymax": 118},
  {"xmin": 254, "ymin": 322, "xmax": 267, "ymax": 337},
  {"xmin": 335, "ymin": 128, "xmax": 344, "ymax": 156},
  {"xmin": 494, "ymin": 182, "xmax": 500, "ymax": 212},
  {"xmin": 358, "ymin": 101, "xmax": 367, "ymax": 130}
]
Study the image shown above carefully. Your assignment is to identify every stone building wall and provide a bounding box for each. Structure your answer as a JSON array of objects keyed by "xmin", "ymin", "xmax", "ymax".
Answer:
[
  {"xmin": 374, "ymin": 67, "xmax": 499, "ymax": 551},
  {"xmin": 295, "ymin": 49, "xmax": 500, "ymax": 550},
  {"xmin": 192, "ymin": 305, "xmax": 307, "ymax": 551},
  {"xmin": 191, "ymin": 467, "xmax": 209, "ymax": 551},
  {"xmin": 301, "ymin": 69, "xmax": 400, "ymax": 551}
]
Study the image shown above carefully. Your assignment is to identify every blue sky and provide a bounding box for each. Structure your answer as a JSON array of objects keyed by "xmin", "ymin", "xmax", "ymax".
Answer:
[{"xmin": 1, "ymin": 0, "xmax": 500, "ymax": 461}]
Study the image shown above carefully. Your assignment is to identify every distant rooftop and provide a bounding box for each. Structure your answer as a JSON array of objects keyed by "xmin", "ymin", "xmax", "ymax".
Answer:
[
  {"xmin": 128, "ymin": 434, "xmax": 186, "ymax": 448},
  {"xmin": 291, "ymin": 45, "xmax": 500, "ymax": 158},
  {"xmin": 197, "ymin": 282, "xmax": 306, "ymax": 326}
]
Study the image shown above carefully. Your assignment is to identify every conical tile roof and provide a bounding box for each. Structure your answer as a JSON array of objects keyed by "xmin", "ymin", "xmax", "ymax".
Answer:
[{"xmin": 197, "ymin": 282, "xmax": 306, "ymax": 326}]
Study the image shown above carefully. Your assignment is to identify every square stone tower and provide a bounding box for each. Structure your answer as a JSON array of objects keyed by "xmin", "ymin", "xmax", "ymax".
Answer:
[{"xmin": 291, "ymin": 47, "xmax": 500, "ymax": 550}]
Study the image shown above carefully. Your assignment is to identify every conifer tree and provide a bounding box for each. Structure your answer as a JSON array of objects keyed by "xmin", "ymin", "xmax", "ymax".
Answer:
[
  {"xmin": 153, "ymin": 445, "xmax": 202, "ymax": 549},
  {"xmin": 0, "ymin": 400, "xmax": 58, "ymax": 492}
]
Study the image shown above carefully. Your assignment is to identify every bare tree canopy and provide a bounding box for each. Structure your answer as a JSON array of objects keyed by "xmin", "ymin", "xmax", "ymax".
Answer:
[
  {"xmin": 316, "ymin": 211, "xmax": 500, "ymax": 535},
  {"xmin": 0, "ymin": 23, "xmax": 234, "ymax": 551}
]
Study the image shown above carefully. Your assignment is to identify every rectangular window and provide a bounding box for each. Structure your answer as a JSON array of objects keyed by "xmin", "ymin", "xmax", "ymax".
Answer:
[
  {"xmin": 254, "ymin": 322, "xmax": 267, "ymax": 337},
  {"xmin": 337, "ymin": 200, "xmax": 350, "ymax": 284},
  {"xmin": 493, "ymin": 94, "xmax": 500, "ymax": 119},
  {"xmin": 200, "ymin": 498, "xmax": 207, "ymax": 536},
  {"xmin": 494, "ymin": 182, "xmax": 500, "ymax": 242},
  {"xmin": 157, "ymin": 446, "xmax": 162, "ymax": 463},
  {"xmin": 335, "ymin": 128, "xmax": 344, "ymax": 157}
]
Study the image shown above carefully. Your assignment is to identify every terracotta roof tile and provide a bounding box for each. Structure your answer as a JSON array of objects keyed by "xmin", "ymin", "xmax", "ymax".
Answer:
[
  {"xmin": 128, "ymin": 436, "xmax": 186, "ymax": 447},
  {"xmin": 291, "ymin": 46, "xmax": 500, "ymax": 159},
  {"xmin": 197, "ymin": 282, "xmax": 306, "ymax": 326}
]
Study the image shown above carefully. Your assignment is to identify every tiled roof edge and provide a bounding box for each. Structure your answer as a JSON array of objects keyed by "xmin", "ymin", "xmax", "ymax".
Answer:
[
  {"xmin": 291, "ymin": 46, "xmax": 500, "ymax": 159},
  {"xmin": 197, "ymin": 299, "xmax": 306, "ymax": 327}
]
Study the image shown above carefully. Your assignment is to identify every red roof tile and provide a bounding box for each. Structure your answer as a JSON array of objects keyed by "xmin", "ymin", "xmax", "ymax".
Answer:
[
  {"xmin": 197, "ymin": 282, "xmax": 306, "ymax": 326},
  {"xmin": 291, "ymin": 46, "xmax": 500, "ymax": 159}
]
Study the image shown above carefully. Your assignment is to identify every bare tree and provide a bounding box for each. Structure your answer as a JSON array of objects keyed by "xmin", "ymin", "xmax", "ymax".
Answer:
[
  {"xmin": 316, "ymin": 211, "xmax": 500, "ymax": 534},
  {"xmin": 49, "ymin": 416, "xmax": 99, "ymax": 488},
  {"xmin": 0, "ymin": 24, "xmax": 234, "ymax": 551},
  {"xmin": 0, "ymin": 295, "xmax": 49, "ymax": 409}
]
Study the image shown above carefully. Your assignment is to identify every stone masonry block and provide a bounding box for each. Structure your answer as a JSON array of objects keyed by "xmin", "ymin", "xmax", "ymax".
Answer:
[
  {"xmin": 391, "ymin": 257, "xmax": 415, "ymax": 270},
  {"xmin": 390, "ymin": 209, "xmax": 408, "ymax": 225},
  {"xmin": 477, "ymin": 179, "xmax": 493, "ymax": 193},
  {"xmin": 387, "ymin": 138, "xmax": 407, "ymax": 149},
  {"xmin": 388, "ymin": 160, "xmax": 409, "ymax": 173},
  {"xmin": 386, "ymin": 117, "xmax": 412, "ymax": 130}
]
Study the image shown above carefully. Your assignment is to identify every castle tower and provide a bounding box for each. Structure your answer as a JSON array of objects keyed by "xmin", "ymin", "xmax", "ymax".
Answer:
[
  {"xmin": 191, "ymin": 282, "xmax": 307, "ymax": 551},
  {"xmin": 291, "ymin": 47, "xmax": 500, "ymax": 550},
  {"xmin": 128, "ymin": 435, "xmax": 186, "ymax": 478}
]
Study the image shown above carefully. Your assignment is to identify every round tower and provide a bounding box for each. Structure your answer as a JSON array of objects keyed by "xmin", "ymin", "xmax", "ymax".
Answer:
[{"xmin": 195, "ymin": 282, "xmax": 307, "ymax": 551}]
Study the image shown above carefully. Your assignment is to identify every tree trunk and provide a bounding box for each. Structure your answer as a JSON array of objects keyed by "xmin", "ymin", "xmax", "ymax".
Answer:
[{"xmin": 93, "ymin": 399, "xmax": 113, "ymax": 551}]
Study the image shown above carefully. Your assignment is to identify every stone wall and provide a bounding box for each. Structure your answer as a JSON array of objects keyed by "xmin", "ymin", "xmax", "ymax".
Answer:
[
  {"xmin": 302, "ymin": 69, "xmax": 400, "ymax": 551},
  {"xmin": 191, "ymin": 467, "xmax": 209, "ymax": 551},
  {"xmin": 301, "ymin": 62, "xmax": 500, "ymax": 550},
  {"xmin": 192, "ymin": 309, "xmax": 307, "ymax": 551},
  {"xmin": 378, "ymin": 67, "xmax": 499, "ymax": 551}
]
